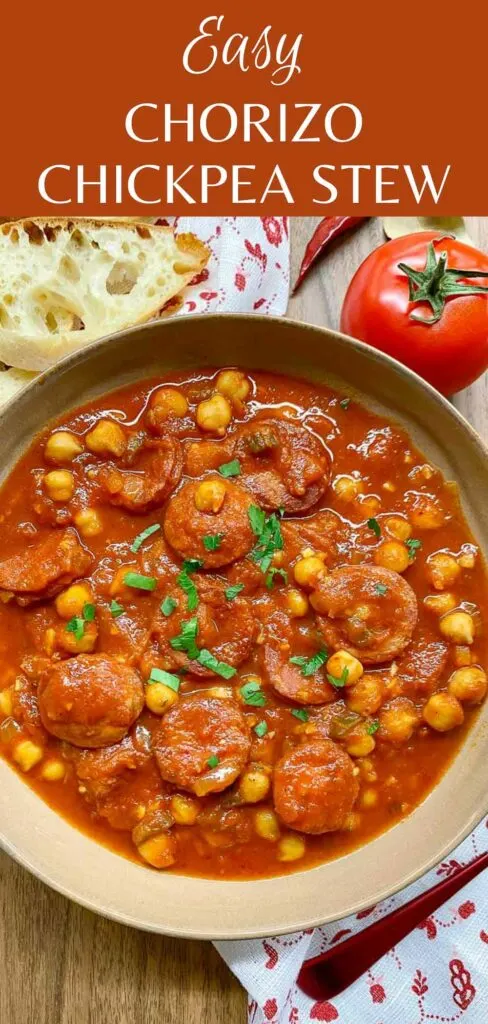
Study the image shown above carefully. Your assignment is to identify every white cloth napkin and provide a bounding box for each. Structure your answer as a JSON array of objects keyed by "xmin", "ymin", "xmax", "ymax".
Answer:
[{"xmin": 191, "ymin": 217, "xmax": 488, "ymax": 1024}]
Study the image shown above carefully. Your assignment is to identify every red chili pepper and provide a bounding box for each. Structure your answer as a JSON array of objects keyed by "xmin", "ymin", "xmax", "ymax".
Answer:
[{"xmin": 293, "ymin": 216, "xmax": 368, "ymax": 292}]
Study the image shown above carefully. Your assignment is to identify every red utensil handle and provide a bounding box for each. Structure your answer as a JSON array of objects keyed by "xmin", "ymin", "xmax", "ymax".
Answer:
[{"xmin": 298, "ymin": 852, "xmax": 488, "ymax": 1001}]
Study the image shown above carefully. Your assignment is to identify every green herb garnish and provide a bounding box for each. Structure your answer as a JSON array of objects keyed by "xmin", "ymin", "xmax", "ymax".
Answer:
[
  {"xmin": 124, "ymin": 572, "xmax": 157, "ymax": 592},
  {"xmin": 254, "ymin": 720, "xmax": 268, "ymax": 738},
  {"xmin": 367, "ymin": 720, "xmax": 380, "ymax": 735},
  {"xmin": 290, "ymin": 649, "xmax": 328, "ymax": 677},
  {"xmin": 170, "ymin": 616, "xmax": 199, "ymax": 659},
  {"xmin": 375, "ymin": 583, "xmax": 388, "ymax": 596},
  {"xmin": 196, "ymin": 649, "xmax": 236, "ymax": 679},
  {"xmin": 182, "ymin": 558, "xmax": 204, "ymax": 573},
  {"xmin": 177, "ymin": 569, "xmax": 199, "ymax": 612},
  {"xmin": 82, "ymin": 603, "xmax": 96, "ymax": 621},
  {"xmin": 148, "ymin": 667, "xmax": 181, "ymax": 692},
  {"xmin": 161, "ymin": 596, "xmax": 178, "ymax": 617},
  {"xmin": 291, "ymin": 708, "xmax": 309, "ymax": 722},
  {"xmin": 225, "ymin": 584, "xmax": 245, "ymax": 602},
  {"xmin": 203, "ymin": 533, "xmax": 224, "ymax": 552},
  {"xmin": 65, "ymin": 616, "xmax": 85, "ymax": 641},
  {"xmin": 109, "ymin": 600, "xmax": 124, "ymax": 618},
  {"xmin": 248, "ymin": 505, "xmax": 284, "ymax": 574},
  {"xmin": 327, "ymin": 667, "xmax": 350, "ymax": 688},
  {"xmin": 406, "ymin": 538, "xmax": 422, "ymax": 561},
  {"xmin": 240, "ymin": 680, "xmax": 267, "ymax": 707},
  {"xmin": 130, "ymin": 522, "xmax": 161, "ymax": 553},
  {"xmin": 218, "ymin": 459, "xmax": 241, "ymax": 478},
  {"xmin": 265, "ymin": 567, "xmax": 288, "ymax": 590},
  {"xmin": 367, "ymin": 517, "xmax": 381, "ymax": 538},
  {"xmin": 206, "ymin": 755, "xmax": 220, "ymax": 769},
  {"xmin": 340, "ymin": 398, "xmax": 351, "ymax": 410}
]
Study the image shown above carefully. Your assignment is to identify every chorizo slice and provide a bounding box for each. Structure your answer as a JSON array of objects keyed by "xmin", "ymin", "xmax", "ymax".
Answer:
[
  {"xmin": 396, "ymin": 632, "xmax": 449, "ymax": 697},
  {"xmin": 233, "ymin": 418, "xmax": 331, "ymax": 514},
  {"xmin": 311, "ymin": 565, "xmax": 418, "ymax": 665},
  {"xmin": 71, "ymin": 728, "xmax": 159, "ymax": 829},
  {"xmin": 95, "ymin": 437, "xmax": 183, "ymax": 513},
  {"xmin": 281, "ymin": 510, "xmax": 348, "ymax": 567},
  {"xmin": 38, "ymin": 653, "xmax": 144, "ymax": 748},
  {"xmin": 143, "ymin": 577, "xmax": 256, "ymax": 678},
  {"xmin": 263, "ymin": 643, "xmax": 336, "ymax": 705},
  {"xmin": 273, "ymin": 739, "xmax": 359, "ymax": 834},
  {"xmin": 153, "ymin": 694, "xmax": 251, "ymax": 796},
  {"xmin": 163, "ymin": 477, "xmax": 255, "ymax": 568},
  {"xmin": 0, "ymin": 527, "xmax": 93, "ymax": 605}
]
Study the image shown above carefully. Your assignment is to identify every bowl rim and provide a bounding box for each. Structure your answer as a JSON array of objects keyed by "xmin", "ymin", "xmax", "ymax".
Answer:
[{"xmin": 0, "ymin": 310, "xmax": 487, "ymax": 940}]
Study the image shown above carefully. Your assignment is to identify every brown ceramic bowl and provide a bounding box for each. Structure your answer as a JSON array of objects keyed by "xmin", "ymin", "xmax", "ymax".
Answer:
[{"xmin": 0, "ymin": 314, "xmax": 487, "ymax": 939}]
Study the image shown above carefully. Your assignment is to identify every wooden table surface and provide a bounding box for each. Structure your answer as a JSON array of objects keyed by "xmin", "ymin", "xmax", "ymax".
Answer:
[{"xmin": 1, "ymin": 217, "xmax": 486, "ymax": 1024}]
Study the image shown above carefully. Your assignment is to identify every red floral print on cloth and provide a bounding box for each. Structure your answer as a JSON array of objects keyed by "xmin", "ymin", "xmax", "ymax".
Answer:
[
  {"xmin": 309, "ymin": 1001, "xmax": 338, "ymax": 1021},
  {"xmin": 450, "ymin": 960, "xmax": 476, "ymax": 1011},
  {"xmin": 262, "ymin": 216, "xmax": 283, "ymax": 247}
]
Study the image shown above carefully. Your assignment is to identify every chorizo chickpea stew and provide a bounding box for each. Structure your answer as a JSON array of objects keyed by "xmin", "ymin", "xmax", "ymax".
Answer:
[{"xmin": 0, "ymin": 365, "xmax": 487, "ymax": 881}]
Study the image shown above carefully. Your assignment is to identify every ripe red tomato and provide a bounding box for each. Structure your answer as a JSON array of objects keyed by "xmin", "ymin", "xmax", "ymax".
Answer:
[{"xmin": 340, "ymin": 231, "xmax": 488, "ymax": 395}]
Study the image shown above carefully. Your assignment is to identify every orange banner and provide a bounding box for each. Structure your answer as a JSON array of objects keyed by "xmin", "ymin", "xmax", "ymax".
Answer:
[{"xmin": 2, "ymin": 1, "xmax": 486, "ymax": 215}]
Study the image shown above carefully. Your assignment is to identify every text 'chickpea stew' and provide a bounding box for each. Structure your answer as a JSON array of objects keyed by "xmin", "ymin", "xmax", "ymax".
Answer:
[{"xmin": 0, "ymin": 368, "xmax": 486, "ymax": 878}]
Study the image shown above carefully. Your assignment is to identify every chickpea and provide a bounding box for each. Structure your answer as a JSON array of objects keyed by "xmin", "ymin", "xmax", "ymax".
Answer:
[
  {"xmin": 293, "ymin": 555, "xmax": 326, "ymax": 589},
  {"xmin": 44, "ymin": 469, "xmax": 75, "ymax": 503},
  {"xmin": 448, "ymin": 667, "xmax": 487, "ymax": 705},
  {"xmin": 85, "ymin": 419, "xmax": 127, "ymax": 457},
  {"xmin": 458, "ymin": 549, "xmax": 476, "ymax": 569},
  {"xmin": 109, "ymin": 564, "xmax": 135, "ymax": 596},
  {"xmin": 170, "ymin": 793, "xmax": 200, "ymax": 825},
  {"xmin": 440, "ymin": 611, "xmax": 475, "ymax": 645},
  {"xmin": 333, "ymin": 475, "xmax": 364, "ymax": 501},
  {"xmin": 194, "ymin": 478, "xmax": 227, "ymax": 513},
  {"xmin": 254, "ymin": 809, "xmax": 281, "ymax": 842},
  {"xmin": 453, "ymin": 646, "xmax": 472, "ymax": 668},
  {"xmin": 74, "ymin": 507, "xmax": 103, "ymax": 538},
  {"xmin": 410, "ymin": 500, "xmax": 444, "ymax": 530},
  {"xmin": 149, "ymin": 387, "xmax": 188, "ymax": 420},
  {"xmin": 346, "ymin": 673, "xmax": 383, "ymax": 715},
  {"xmin": 357, "ymin": 495, "xmax": 381, "ymax": 518},
  {"xmin": 0, "ymin": 687, "xmax": 13, "ymax": 717},
  {"xmin": 145, "ymin": 683, "xmax": 179, "ymax": 715},
  {"xmin": 423, "ymin": 692, "xmax": 464, "ymax": 732},
  {"xmin": 216, "ymin": 370, "xmax": 251, "ymax": 403},
  {"xmin": 12, "ymin": 739, "xmax": 44, "ymax": 772},
  {"xmin": 360, "ymin": 788, "xmax": 378, "ymax": 809},
  {"xmin": 379, "ymin": 698, "xmax": 418, "ymax": 743},
  {"xmin": 277, "ymin": 834, "xmax": 306, "ymax": 862},
  {"xmin": 240, "ymin": 769, "xmax": 271, "ymax": 804},
  {"xmin": 41, "ymin": 759, "xmax": 66, "ymax": 782},
  {"xmin": 345, "ymin": 731, "xmax": 376, "ymax": 758},
  {"xmin": 342, "ymin": 812, "xmax": 362, "ymax": 831},
  {"xmin": 55, "ymin": 583, "xmax": 92, "ymax": 620},
  {"xmin": 196, "ymin": 394, "xmax": 232, "ymax": 435},
  {"xmin": 426, "ymin": 552, "xmax": 461, "ymax": 591},
  {"xmin": 374, "ymin": 540, "xmax": 410, "ymax": 574},
  {"xmin": 327, "ymin": 650, "xmax": 363, "ymax": 686},
  {"xmin": 286, "ymin": 589, "xmax": 309, "ymax": 618},
  {"xmin": 58, "ymin": 621, "xmax": 98, "ymax": 655},
  {"xmin": 45, "ymin": 430, "xmax": 83, "ymax": 465},
  {"xmin": 137, "ymin": 832, "xmax": 176, "ymax": 869},
  {"xmin": 384, "ymin": 516, "xmax": 412, "ymax": 541},
  {"xmin": 424, "ymin": 592, "xmax": 458, "ymax": 616}
]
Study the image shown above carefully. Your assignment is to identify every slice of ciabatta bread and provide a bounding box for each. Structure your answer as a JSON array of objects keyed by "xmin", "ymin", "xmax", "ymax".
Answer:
[{"xmin": 0, "ymin": 219, "xmax": 210, "ymax": 371}]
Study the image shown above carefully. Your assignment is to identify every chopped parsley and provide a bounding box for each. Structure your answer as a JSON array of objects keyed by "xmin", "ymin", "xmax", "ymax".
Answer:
[
  {"xmin": 148, "ymin": 667, "xmax": 180, "ymax": 692},
  {"xmin": 218, "ymin": 459, "xmax": 241, "ymax": 478},
  {"xmin": 248, "ymin": 505, "xmax": 284, "ymax": 574},
  {"xmin": 182, "ymin": 558, "xmax": 204, "ymax": 573},
  {"xmin": 109, "ymin": 600, "xmax": 124, "ymax": 618},
  {"xmin": 130, "ymin": 522, "xmax": 161, "ymax": 553},
  {"xmin": 406, "ymin": 538, "xmax": 422, "ymax": 561},
  {"xmin": 265, "ymin": 567, "xmax": 288, "ymax": 590},
  {"xmin": 340, "ymin": 397, "xmax": 351, "ymax": 410},
  {"xmin": 367, "ymin": 517, "xmax": 381, "ymax": 538},
  {"xmin": 177, "ymin": 567, "xmax": 199, "ymax": 612},
  {"xmin": 240, "ymin": 680, "xmax": 267, "ymax": 707},
  {"xmin": 203, "ymin": 533, "xmax": 224, "ymax": 552},
  {"xmin": 124, "ymin": 572, "xmax": 157, "ymax": 592},
  {"xmin": 327, "ymin": 667, "xmax": 350, "ymax": 689},
  {"xmin": 170, "ymin": 616, "xmax": 199, "ymax": 659},
  {"xmin": 291, "ymin": 708, "xmax": 309, "ymax": 722},
  {"xmin": 196, "ymin": 649, "xmax": 236, "ymax": 679},
  {"xmin": 206, "ymin": 755, "xmax": 220, "ymax": 769},
  {"xmin": 375, "ymin": 583, "xmax": 389, "ymax": 596},
  {"xmin": 225, "ymin": 583, "xmax": 245, "ymax": 602},
  {"xmin": 160, "ymin": 596, "xmax": 178, "ymax": 617},
  {"xmin": 290, "ymin": 649, "xmax": 328, "ymax": 677},
  {"xmin": 65, "ymin": 616, "xmax": 85, "ymax": 641},
  {"xmin": 82, "ymin": 603, "xmax": 96, "ymax": 621},
  {"xmin": 254, "ymin": 720, "xmax": 268, "ymax": 738},
  {"xmin": 367, "ymin": 719, "xmax": 380, "ymax": 735}
]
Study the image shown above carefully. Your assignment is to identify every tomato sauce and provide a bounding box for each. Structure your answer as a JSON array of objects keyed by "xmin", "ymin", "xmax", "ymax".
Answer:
[{"xmin": 0, "ymin": 368, "xmax": 486, "ymax": 879}]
